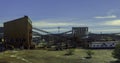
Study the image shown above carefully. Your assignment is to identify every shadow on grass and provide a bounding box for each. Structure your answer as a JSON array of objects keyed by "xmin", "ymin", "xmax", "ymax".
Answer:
[
  {"xmin": 110, "ymin": 60, "xmax": 120, "ymax": 63},
  {"xmin": 84, "ymin": 57, "xmax": 91, "ymax": 59},
  {"xmin": 0, "ymin": 61, "xmax": 9, "ymax": 63},
  {"xmin": 0, "ymin": 59, "xmax": 10, "ymax": 63}
]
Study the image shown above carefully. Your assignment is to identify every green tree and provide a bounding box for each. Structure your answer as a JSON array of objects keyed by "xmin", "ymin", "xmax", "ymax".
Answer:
[{"xmin": 112, "ymin": 43, "xmax": 120, "ymax": 60}]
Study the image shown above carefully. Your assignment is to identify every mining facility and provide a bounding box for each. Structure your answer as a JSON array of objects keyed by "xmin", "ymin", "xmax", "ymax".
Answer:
[
  {"xmin": 4, "ymin": 16, "xmax": 33, "ymax": 49},
  {"xmin": 0, "ymin": 16, "xmax": 120, "ymax": 51}
]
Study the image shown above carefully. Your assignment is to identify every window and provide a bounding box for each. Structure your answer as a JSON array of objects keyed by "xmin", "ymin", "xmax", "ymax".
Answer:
[
  {"xmin": 112, "ymin": 43, "xmax": 114, "ymax": 45},
  {"xmin": 110, "ymin": 45, "xmax": 113, "ymax": 47}
]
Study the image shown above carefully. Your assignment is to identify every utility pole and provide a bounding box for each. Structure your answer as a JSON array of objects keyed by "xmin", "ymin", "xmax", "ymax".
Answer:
[{"xmin": 58, "ymin": 27, "xmax": 60, "ymax": 33}]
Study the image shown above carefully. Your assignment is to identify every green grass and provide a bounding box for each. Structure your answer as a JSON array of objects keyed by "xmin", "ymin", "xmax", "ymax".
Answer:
[{"xmin": 0, "ymin": 49, "xmax": 116, "ymax": 63}]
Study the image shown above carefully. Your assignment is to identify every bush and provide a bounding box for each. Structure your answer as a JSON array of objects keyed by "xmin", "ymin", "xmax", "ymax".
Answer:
[
  {"xmin": 85, "ymin": 50, "xmax": 94, "ymax": 59},
  {"xmin": 47, "ymin": 46, "xmax": 57, "ymax": 51},
  {"xmin": 64, "ymin": 48, "xmax": 75, "ymax": 55},
  {"xmin": 37, "ymin": 41, "xmax": 47, "ymax": 49},
  {"xmin": 112, "ymin": 43, "xmax": 120, "ymax": 60}
]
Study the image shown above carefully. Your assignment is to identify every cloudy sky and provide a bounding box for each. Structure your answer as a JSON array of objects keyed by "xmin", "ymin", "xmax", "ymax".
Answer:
[{"xmin": 0, "ymin": 0, "xmax": 120, "ymax": 34}]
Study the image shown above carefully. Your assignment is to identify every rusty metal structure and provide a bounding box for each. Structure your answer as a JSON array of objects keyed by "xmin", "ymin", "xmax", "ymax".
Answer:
[{"xmin": 4, "ymin": 16, "xmax": 33, "ymax": 49}]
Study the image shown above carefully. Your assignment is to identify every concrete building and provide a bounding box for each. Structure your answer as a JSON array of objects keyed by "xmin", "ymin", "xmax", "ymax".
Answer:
[
  {"xmin": 4, "ymin": 16, "xmax": 33, "ymax": 49},
  {"xmin": 72, "ymin": 27, "xmax": 88, "ymax": 47},
  {"xmin": 72, "ymin": 27, "xmax": 88, "ymax": 38}
]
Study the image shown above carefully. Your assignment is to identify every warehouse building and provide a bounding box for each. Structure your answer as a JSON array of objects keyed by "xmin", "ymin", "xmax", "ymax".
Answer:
[{"xmin": 4, "ymin": 16, "xmax": 33, "ymax": 49}]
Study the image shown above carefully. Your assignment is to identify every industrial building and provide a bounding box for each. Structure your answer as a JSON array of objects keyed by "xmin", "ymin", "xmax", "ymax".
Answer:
[
  {"xmin": 85, "ymin": 33, "xmax": 120, "ymax": 48},
  {"xmin": 72, "ymin": 27, "xmax": 88, "ymax": 47},
  {"xmin": 88, "ymin": 41, "xmax": 118, "ymax": 48},
  {"xmin": 4, "ymin": 16, "xmax": 33, "ymax": 49},
  {"xmin": 0, "ymin": 27, "xmax": 5, "ymax": 51},
  {"xmin": 32, "ymin": 32, "xmax": 41, "ymax": 45},
  {"xmin": 0, "ymin": 27, "xmax": 4, "ymax": 33},
  {"xmin": 72, "ymin": 27, "xmax": 88, "ymax": 38},
  {"xmin": 0, "ymin": 27, "xmax": 4, "ymax": 41}
]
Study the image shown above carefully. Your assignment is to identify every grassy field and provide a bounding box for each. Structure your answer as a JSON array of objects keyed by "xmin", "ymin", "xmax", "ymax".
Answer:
[{"xmin": 0, "ymin": 49, "xmax": 117, "ymax": 63}]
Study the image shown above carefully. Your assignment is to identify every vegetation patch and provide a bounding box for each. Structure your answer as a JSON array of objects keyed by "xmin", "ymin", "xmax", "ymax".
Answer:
[{"xmin": 0, "ymin": 49, "xmax": 116, "ymax": 63}]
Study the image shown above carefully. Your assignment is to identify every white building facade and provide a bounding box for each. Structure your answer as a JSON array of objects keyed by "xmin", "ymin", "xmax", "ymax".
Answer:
[{"xmin": 89, "ymin": 41, "xmax": 119, "ymax": 48}]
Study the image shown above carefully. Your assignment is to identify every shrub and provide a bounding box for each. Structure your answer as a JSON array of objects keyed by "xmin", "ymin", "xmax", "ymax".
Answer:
[
  {"xmin": 64, "ymin": 48, "xmax": 75, "ymax": 55},
  {"xmin": 85, "ymin": 50, "xmax": 94, "ymax": 59},
  {"xmin": 47, "ymin": 45, "xmax": 57, "ymax": 51},
  {"xmin": 112, "ymin": 43, "xmax": 120, "ymax": 60},
  {"xmin": 37, "ymin": 41, "xmax": 47, "ymax": 49}
]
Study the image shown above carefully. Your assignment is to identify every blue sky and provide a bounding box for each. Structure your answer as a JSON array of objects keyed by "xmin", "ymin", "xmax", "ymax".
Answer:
[{"xmin": 0, "ymin": 0, "xmax": 120, "ymax": 33}]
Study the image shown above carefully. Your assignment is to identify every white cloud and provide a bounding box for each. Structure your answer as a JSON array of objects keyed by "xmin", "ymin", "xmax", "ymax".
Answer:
[
  {"xmin": 33, "ymin": 22, "xmax": 71, "ymax": 27},
  {"xmin": 94, "ymin": 15, "xmax": 117, "ymax": 19},
  {"xmin": 0, "ymin": 23, "xmax": 3, "ymax": 27},
  {"xmin": 95, "ymin": 29, "xmax": 120, "ymax": 32},
  {"xmin": 104, "ymin": 19, "xmax": 120, "ymax": 26},
  {"xmin": 32, "ymin": 18, "xmax": 120, "ymax": 33},
  {"xmin": 33, "ymin": 21, "xmax": 87, "ymax": 28},
  {"xmin": 32, "ymin": 19, "xmax": 88, "ymax": 33},
  {"xmin": 42, "ymin": 28, "xmax": 70, "ymax": 33}
]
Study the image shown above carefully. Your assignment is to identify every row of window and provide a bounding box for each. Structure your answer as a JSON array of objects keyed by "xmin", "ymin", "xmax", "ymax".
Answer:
[{"xmin": 91, "ymin": 44, "xmax": 115, "ymax": 47}]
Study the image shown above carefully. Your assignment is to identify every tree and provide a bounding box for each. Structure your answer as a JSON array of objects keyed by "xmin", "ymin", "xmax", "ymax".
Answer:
[{"xmin": 112, "ymin": 43, "xmax": 120, "ymax": 60}]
